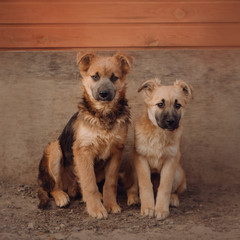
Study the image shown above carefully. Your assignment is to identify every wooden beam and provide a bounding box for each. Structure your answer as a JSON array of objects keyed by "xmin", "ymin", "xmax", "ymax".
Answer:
[{"xmin": 1, "ymin": 1, "xmax": 240, "ymax": 24}]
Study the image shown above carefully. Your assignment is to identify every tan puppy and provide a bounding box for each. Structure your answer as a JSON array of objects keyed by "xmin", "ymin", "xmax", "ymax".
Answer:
[
  {"xmin": 38, "ymin": 52, "xmax": 132, "ymax": 219},
  {"xmin": 133, "ymin": 78, "xmax": 193, "ymax": 220}
]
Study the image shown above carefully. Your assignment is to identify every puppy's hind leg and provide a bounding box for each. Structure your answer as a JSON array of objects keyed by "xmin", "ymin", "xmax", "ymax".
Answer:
[
  {"xmin": 170, "ymin": 163, "xmax": 187, "ymax": 208},
  {"xmin": 126, "ymin": 180, "xmax": 139, "ymax": 206},
  {"xmin": 121, "ymin": 161, "xmax": 139, "ymax": 206},
  {"xmin": 48, "ymin": 141, "xmax": 70, "ymax": 207},
  {"xmin": 38, "ymin": 141, "xmax": 70, "ymax": 208}
]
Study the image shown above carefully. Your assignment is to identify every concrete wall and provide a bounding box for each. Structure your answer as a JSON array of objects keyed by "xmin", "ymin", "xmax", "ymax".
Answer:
[{"xmin": 0, "ymin": 50, "xmax": 239, "ymax": 187}]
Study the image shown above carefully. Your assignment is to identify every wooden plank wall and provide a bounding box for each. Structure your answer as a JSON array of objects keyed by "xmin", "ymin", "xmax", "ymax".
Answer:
[{"xmin": 0, "ymin": 0, "xmax": 240, "ymax": 49}]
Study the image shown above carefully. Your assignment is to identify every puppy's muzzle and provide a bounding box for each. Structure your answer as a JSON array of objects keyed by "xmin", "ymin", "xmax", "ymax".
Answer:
[
  {"xmin": 98, "ymin": 89, "xmax": 113, "ymax": 101},
  {"xmin": 156, "ymin": 111, "xmax": 180, "ymax": 131},
  {"xmin": 165, "ymin": 117, "xmax": 179, "ymax": 131},
  {"xmin": 99, "ymin": 90, "xmax": 109, "ymax": 99},
  {"xmin": 92, "ymin": 77, "xmax": 117, "ymax": 102}
]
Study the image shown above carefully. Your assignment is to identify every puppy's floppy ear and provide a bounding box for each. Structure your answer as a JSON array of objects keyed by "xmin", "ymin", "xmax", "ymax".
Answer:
[
  {"xmin": 77, "ymin": 51, "xmax": 97, "ymax": 72},
  {"xmin": 114, "ymin": 52, "xmax": 133, "ymax": 75},
  {"xmin": 174, "ymin": 80, "xmax": 194, "ymax": 101},
  {"xmin": 138, "ymin": 78, "xmax": 161, "ymax": 97}
]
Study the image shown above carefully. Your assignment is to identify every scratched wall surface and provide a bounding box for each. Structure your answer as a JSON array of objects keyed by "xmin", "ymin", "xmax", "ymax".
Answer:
[
  {"xmin": 1, "ymin": 0, "xmax": 240, "ymax": 48},
  {"xmin": 0, "ymin": 50, "xmax": 239, "ymax": 186}
]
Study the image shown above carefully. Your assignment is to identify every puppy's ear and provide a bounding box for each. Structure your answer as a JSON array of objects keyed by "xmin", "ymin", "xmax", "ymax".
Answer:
[
  {"xmin": 114, "ymin": 52, "xmax": 133, "ymax": 75},
  {"xmin": 174, "ymin": 80, "xmax": 194, "ymax": 101},
  {"xmin": 138, "ymin": 78, "xmax": 161, "ymax": 93},
  {"xmin": 77, "ymin": 51, "xmax": 97, "ymax": 72}
]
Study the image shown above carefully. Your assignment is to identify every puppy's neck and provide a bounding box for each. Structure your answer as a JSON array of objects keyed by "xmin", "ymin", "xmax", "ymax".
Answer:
[{"xmin": 78, "ymin": 92, "xmax": 130, "ymax": 130}]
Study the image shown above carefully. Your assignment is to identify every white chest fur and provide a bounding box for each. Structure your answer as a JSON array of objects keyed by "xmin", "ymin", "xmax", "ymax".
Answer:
[
  {"xmin": 135, "ymin": 127, "xmax": 181, "ymax": 171},
  {"xmin": 76, "ymin": 123, "xmax": 125, "ymax": 160}
]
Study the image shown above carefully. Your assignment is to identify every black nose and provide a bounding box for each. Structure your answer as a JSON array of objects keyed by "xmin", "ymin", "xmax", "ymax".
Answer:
[
  {"xmin": 166, "ymin": 118, "xmax": 175, "ymax": 126},
  {"xmin": 99, "ymin": 90, "xmax": 109, "ymax": 99}
]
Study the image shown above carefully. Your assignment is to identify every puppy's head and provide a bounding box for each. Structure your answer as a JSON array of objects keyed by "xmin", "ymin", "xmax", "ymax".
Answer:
[
  {"xmin": 77, "ymin": 51, "xmax": 132, "ymax": 103},
  {"xmin": 138, "ymin": 78, "xmax": 193, "ymax": 131}
]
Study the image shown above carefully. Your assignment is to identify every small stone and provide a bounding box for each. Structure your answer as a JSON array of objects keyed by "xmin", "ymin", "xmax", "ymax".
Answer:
[
  {"xmin": 27, "ymin": 222, "xmax": 34, "ymax": 230},
  {"xmin": 60, "ymin": 224, "xmax": 65, "ymax": 229}
]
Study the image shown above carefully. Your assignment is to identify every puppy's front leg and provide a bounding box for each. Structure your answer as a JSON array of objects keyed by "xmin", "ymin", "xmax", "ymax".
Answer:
[
  {"xmin": 73, "ymin": 146, "xmax": 108, "ymax": 219},
  {"xmin": 155, "ymin": 158, "xmax": 177, "ymax": 220},
  {"xmin": 135, "ymin": 153, "xmax": 155, "ymax": 217},
  {"xmin": 103, "ymin": 147, "xmax": 122, "ymax": 214}
]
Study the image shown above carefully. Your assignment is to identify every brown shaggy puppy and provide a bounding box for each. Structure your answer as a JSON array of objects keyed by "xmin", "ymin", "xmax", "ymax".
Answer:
[
  {"xmin": 131, "ymin": 78, "xmax": 193, "ymax": 220},
  {"xmin": 38, "ymin": 52, "xmax": 132, "ymax": 219}
]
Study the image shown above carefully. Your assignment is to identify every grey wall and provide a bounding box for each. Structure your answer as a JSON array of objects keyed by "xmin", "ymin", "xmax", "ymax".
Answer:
[{"xmin": 0, "ymin": 50, "xmax": 239, "ymax": 186}]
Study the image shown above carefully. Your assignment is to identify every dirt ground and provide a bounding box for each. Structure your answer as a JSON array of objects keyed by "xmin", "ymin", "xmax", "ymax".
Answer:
[{"xmin": 0, "ymin": 181, "xmax": 239, "ymax": 240}]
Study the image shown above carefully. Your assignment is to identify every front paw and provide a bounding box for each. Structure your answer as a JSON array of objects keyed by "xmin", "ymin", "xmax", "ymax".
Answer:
[
  {"xmin": 141, "ymin": 206, "xmax": 154, "ymax": 217},
  {"xmin": 155, "ymin": 209, "xmax": 169, "ymax": 220},
  {"xmin": 87, "ymin": 202, "xmax": 108, "ymax": 219},
  {"xmin": 104, "ymin": 202, "xmax": 121, "ymax": 214}
]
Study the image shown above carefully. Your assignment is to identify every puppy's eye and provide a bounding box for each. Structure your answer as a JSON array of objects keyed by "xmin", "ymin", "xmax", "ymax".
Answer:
[
  {"xmin": 91, "ymin": 72, "xmax": 100, "ymax": 81},
  {"xmin": 110, "ymin": 73, "xmax": 119, "ymax": 82},
  {"xmin": 157, "ymin": 102, "xmax": 164, "ymax": 108},
  {"xmin": 175, "ymin": 101, "xmax": 182, "ymax": 109},
  {"xmin": 157, "ymin": 99, "xmax": 165, "ymax": 108}
]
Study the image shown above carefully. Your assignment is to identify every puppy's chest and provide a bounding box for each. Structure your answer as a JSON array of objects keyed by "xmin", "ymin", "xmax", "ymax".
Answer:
[
  {"xmin": 136, "ymin": 131, "xmax": 179, "ymax": 170},
  {"xmin": 76, "ymin": 125, "xmax": 124, "ymax": 159}
]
